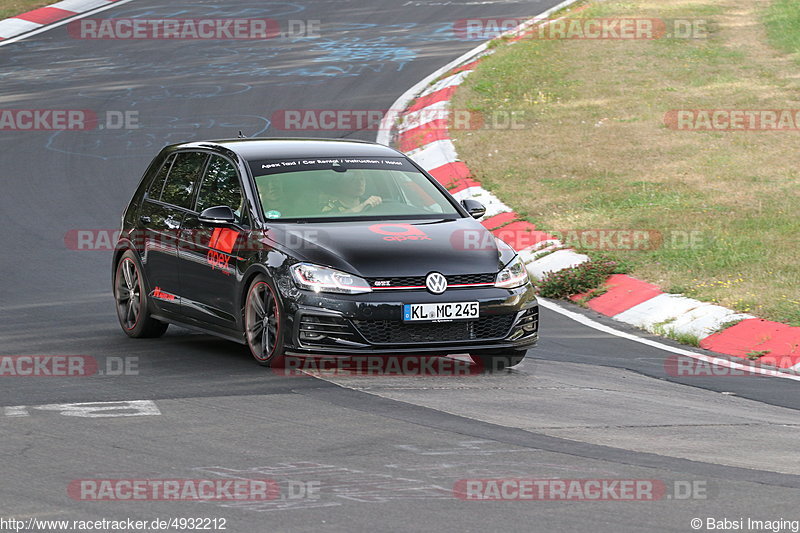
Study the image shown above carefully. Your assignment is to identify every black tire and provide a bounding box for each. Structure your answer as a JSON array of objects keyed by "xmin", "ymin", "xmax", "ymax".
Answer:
[
  {"xmin": 470, "ymin": 349, "xmax": 527, "ymax": 373},
  {"xmin": 243, "ymin": 275, "xmax": 285, "ymax": 367},
  {"xmin": 114, "ymin": 250, "xmax": 169, "ymax": 338}
]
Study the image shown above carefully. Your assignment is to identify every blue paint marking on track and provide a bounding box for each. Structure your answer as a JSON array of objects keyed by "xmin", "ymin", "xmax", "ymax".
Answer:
[
  {"xmin": 0, "ymin": 1, "xmax": 459, "ymax": 158},
  {"xmin": 0, "ymin": 19, "xmax": 455, "ymax": 83}
]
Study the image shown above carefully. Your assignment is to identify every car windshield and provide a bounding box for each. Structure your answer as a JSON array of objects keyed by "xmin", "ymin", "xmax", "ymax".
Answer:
[{"xmin": 248, "ymin": 157, "xmax": 461, "ymax": 221}]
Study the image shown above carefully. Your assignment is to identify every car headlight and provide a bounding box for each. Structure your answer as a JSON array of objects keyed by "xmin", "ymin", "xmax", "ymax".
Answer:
[
  {"xmin": 290, "ymin": 263, "xmax": 372, "ymax": 294},
  {"xmin": 495, "ymin": 255, "xmax": 529, "ymax": 289}
]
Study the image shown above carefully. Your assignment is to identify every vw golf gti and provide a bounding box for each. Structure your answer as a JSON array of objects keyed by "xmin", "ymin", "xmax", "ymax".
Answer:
[{"xmin": 113, "ymin": 138, "xmax": 539, "ymax": 369}]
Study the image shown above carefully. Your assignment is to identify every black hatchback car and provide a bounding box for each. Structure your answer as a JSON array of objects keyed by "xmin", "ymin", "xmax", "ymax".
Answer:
[{"xmin": 113, "ymin": 138, "xmax": 538, "ymax": 369}]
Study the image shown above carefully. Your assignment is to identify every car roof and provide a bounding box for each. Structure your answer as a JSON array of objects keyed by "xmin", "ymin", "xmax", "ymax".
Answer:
[{"xmin": 168, "ymin": 138, "xmax": 404, "ymax": 160}]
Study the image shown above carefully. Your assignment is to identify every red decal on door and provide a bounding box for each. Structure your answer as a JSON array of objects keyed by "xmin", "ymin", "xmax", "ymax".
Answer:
[
  {"xmin": 152, "ymin": 287, "xmax": 177, "ymax": 301},
  {"xmin": 207, "ymin": 228, "xmax": 239, "ymax": 275},
  {"xmin": 209, "ymin": 228, "xmax": 239, "ymax": 254},
  {"xmin": 207, "ymin": 250, "xmax": 232, "ymax": 274}
]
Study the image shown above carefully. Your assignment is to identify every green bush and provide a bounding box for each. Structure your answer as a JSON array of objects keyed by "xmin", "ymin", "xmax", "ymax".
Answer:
[{"xmin": 537, "ymin": 260, "xmax": 619, "ymax": 299}]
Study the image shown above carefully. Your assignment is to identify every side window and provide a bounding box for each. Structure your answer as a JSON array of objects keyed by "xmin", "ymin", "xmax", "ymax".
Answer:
[
  {"xmin": 146, "ymin": 153, "xmax": 176, "ymax": 200},
  {"xmin": 196, "ymin": 156, "xmax": 247, "ymax": 224},
  {"xmin": 161, "ymin": 152, "xmax": 208, "ymax": 209}
]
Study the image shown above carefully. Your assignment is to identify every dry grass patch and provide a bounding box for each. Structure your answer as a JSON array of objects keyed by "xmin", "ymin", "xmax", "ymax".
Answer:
[{"xmin": 452, "ymin": 0, "xmax": 800, "ymax": 325}]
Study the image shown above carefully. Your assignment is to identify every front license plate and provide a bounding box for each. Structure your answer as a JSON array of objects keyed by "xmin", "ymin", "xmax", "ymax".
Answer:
[{"xmin": 403, "ymin": 302, "xmax": 479, "ymax": 322}]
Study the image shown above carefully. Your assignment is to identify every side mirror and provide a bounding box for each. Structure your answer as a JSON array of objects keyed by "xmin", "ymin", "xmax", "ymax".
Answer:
[
  {"xmin": 198, "ymin": 205, "xmax": 236, "ymax": 225},
  {"xmin": 461, "ymin": 199, "xmax": 486, "ymax": 219}
]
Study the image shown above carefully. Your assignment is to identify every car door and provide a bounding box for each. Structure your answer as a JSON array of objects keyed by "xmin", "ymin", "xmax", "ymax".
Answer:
[
  {"xmin": 178, "ymin": 154, "xmax": 249, "ymax": 328},
  {"xmin": 139, "ymin": 151, "xmax": 208, "ymax": 311}
]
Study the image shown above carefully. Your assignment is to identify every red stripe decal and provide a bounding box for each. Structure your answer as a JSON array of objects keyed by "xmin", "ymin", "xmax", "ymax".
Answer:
[
  {"xmin": 209, "ymin": 227, "xmax": 222, "ymax": 250},
  {"xmin": 373, "ymin": 285, "xmax": 426, "ymax": 290},
  {"xmin": 215, "ymin": 228, "xmax": 239, "ymax": 254}
]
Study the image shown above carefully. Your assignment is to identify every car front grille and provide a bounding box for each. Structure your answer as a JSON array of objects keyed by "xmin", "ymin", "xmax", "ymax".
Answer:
[
  {"xmin": 352, "ymin": 314, "xmax": 516, "ymax": 345},
  {"xmin": 368, "ymin": 273, "xmax": 496, "ymax": 290}
]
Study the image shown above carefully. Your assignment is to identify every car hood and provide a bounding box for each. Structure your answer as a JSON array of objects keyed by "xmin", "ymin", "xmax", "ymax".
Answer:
[{"xmin": 259, "ymin": 218, "xmax": 517, "ymax": 278}]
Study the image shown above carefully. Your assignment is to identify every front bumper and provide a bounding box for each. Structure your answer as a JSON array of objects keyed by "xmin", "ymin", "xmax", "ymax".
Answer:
[{"xmin": 282, "ymin": 283, "xmax": 539, "ymax": 355}]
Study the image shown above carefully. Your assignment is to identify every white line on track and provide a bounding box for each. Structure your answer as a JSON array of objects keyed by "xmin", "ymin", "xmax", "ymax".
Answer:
[
  {"xmin": 538, "ymin": 298, "xmax": 800, "ymax": 382},
  {"xmin": 3, "ymin": 400, "xmax": 161, "ymax": 417}
]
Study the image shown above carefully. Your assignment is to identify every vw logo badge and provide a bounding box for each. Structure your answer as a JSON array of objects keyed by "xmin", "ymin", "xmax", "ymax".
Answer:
[{"xmin": 425, "ymin": 272, "xmax": 448, "ymax": 295}]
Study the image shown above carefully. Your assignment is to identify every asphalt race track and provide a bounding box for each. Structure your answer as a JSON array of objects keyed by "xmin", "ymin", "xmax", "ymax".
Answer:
[{"xmin": 1, "ymin": 1, "xmax": 798, "ymax": 531}]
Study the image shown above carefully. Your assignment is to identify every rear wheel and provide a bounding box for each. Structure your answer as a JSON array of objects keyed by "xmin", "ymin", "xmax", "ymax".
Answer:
[
  {"xmin": 470, "ymin": 349, "xmax": 527, "ymax": 373},
  {"xmin": 244, "ymin": 275, "xmax": 285, "ymax": 367},
  {"xmin": 114, "ymin": 251, "xmax": 168, "ymax": 338}
]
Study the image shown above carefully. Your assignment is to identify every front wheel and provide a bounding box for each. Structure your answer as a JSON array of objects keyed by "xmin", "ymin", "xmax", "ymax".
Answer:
[
  {"xmin": 244, "ymin": 275, "xmax": 285, "ymax": 367},
  {"xmin": 470, "ymin": 349, "xmax": 527, "ymax": 373},
  {"xmin": 114, "ymin": 250, "xmax": 168, "ymax": 338}
]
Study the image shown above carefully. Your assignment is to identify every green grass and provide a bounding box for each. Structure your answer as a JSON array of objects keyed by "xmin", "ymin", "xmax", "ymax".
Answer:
[
  {"xmin": 451, "ymin": 0, "xmax": 800, "ymax": 326},
  {"xmin": 653, "ymin": 321, "xmax": 702, "ymax": 347},
  {"xmin": 714, "ymin": 318, "xmax": 746, "ymax": 333},
  {"xmin": 763, "ymin": 0, "xmax": 800, "ymax": 58},
  {"xmin": 0, "ymin": 0, "xmax": 49, "ymax": 19},
  {"xmin": 746, "ymin": 350, "xmax": 771, "ymax": 360}
]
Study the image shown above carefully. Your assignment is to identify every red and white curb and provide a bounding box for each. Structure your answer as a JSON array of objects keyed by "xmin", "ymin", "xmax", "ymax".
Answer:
[
  {"xmin": 377, "ymin": 0, "xmax": 800, "ymax": 373},
  {"xmin": 0, "ymin": 0, "xmax": 127, "ymax": 44}
]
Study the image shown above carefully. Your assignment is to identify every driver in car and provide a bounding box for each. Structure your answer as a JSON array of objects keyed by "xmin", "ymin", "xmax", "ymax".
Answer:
[{"xmin": 322, "ymin": 173, "xmax": 382, "ymax": 214}]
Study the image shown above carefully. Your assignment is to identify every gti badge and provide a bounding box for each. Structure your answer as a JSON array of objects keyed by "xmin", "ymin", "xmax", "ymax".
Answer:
[{"xmin": 425, "ymin": 272, "xmax": 447, "ymax": 295}]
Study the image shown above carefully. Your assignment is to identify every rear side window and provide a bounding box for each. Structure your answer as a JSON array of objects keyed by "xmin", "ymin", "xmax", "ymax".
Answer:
[
  {"xmin": 146, "ymin": 153, "xmax": 176, "ymax": 200},
  {"xmin": 161, "ymin": 152, "xmax": 208, "ymax": 209},
  {"xmin": 196, "ymin": 156, "xmax": 244, "ymax": 221}
]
